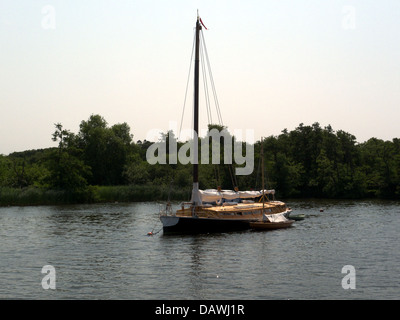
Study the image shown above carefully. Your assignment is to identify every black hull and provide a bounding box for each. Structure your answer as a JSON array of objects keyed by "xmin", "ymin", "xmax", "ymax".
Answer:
[{"xmin": 160, "ymin": 215, "xmax": 255, "ymax": 234}]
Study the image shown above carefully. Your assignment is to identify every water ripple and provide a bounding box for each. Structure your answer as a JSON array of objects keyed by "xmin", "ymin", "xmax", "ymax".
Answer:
[{"xmin": 0, "ymin": 200, "xmax": 399, "ymax": 299}]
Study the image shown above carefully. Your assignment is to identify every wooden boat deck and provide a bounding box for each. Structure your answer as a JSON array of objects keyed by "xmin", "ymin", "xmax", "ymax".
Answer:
[
  {"xmin": 203, "ymin": 202, "xmax": 287, "ymax": 213},
  {"xmin": 173, "ymin": 201, "xmax": 289, "ymax": 220}
]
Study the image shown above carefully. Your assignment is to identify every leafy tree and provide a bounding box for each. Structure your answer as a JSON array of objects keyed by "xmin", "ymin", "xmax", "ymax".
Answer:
[
  {"xmin": 46, "ymin": 123, "xmax": 90, "ymax": 192},
  {"xmin": 77, "ymin": 114, "xmax": 134, "ymax": 185}
]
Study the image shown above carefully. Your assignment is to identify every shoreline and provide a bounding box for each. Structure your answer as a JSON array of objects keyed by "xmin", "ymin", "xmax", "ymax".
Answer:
[{"xmin": 1, "ymin": 185, "xmax": 398, "ymax": 208}]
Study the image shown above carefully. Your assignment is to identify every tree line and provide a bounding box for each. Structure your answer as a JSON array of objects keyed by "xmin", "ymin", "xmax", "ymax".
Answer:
[{"xmin": 0, "ymin": 114, "xmax": 399, "ymax": 205}]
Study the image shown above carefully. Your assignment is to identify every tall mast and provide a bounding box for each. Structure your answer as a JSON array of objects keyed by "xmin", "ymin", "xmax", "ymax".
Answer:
[
  {"xmin": 194, "ymin": 13, "xmax": 201, "ymax": 187},
  {"xmin": 191, "ymin": 12, "xmax": 202, "ymax": 207},
  {"xmin": 261, "ymin": 137, "xmax": 266, "ymax": 221}
]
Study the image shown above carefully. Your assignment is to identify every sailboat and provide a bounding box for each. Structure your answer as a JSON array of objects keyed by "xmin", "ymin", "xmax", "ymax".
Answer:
[{"xmin": 159, "ymin": 13, "xmax": 292, "ymax": 234}]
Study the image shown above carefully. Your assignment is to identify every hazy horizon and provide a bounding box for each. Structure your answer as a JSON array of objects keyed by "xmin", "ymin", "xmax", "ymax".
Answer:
[{"xmin": 1, "ymin": 0, "xmax": 399, "ymax": 155}]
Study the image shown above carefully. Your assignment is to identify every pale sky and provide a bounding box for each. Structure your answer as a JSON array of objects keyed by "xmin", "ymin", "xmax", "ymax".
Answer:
[{"xmin": 1, "ymin": 0, "xmax": 399, "ymax": 155}]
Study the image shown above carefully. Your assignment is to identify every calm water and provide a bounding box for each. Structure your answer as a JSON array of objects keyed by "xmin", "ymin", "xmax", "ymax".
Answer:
[{"xmin": 0, "ymin": 199, "xmax": 399, "ymax": 300}]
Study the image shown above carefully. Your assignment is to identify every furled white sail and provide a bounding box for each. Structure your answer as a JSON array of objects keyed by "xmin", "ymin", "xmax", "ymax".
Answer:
[{"xmin": 198, "ymin": 189, "xmax": 275, "ymax": 203}]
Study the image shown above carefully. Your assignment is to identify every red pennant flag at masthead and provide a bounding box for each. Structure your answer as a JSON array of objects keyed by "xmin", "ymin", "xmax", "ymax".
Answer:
[{"xmin": 200, "ymin": 18, "xmax": 208, "ymax": 30}]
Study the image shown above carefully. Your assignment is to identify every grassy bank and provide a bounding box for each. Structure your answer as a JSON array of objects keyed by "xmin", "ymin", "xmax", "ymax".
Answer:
[
  {"xmin": 0, "ymin": 185, "xmax": 192, "ymax": 207},
  {"xmin": 95, "ymin": 185, "xmax": 191, "ymax": 203}
]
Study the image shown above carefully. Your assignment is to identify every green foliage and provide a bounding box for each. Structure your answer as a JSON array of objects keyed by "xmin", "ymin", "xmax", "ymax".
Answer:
[
  {"xmin": 0, "ymin": 116, "xmax": 399, "ymax": 206},
  {"xmin": 46, "ymin": 123, "xmax": 91, "ymax": 192},
  {"xmin": 77, "ymin": 114, "xmax": 133, "ymax": 185},
  {"xmin": 123, "ymin": 154, "xmax": 151, "ymax": 184},
  {"xmin": 257, "ymin": 123, "xmax": 400, "ymax": 199},
  {"xmin": 95, "ymin": 184, "xmax": 190, "ymax": 203}
]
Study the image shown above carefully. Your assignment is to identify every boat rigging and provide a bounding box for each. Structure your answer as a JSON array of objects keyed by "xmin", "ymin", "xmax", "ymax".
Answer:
[{"xmin": 159, "ymin": 13, "xmax": 293, "ymax": 234}]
